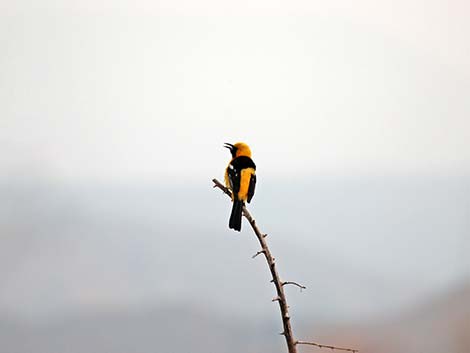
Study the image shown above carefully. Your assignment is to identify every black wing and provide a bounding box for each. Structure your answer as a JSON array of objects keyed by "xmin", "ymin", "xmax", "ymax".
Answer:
[
  {"xmin": 247, "ymin": 173, "xmax": 256, "ymax": 203},
  {"xmin": 226, "ymin": 163, "xmax": 240, "ymax": 199}
]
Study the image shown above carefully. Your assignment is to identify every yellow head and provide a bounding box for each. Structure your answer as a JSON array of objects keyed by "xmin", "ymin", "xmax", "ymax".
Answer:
[{"xmin": 224, "ymin": 142, "xmax": 252, "ymax": 158}]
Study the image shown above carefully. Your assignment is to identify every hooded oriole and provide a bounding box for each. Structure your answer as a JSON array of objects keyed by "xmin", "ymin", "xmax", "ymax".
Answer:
[{"xmin": 224, "ymin": 142, "xmax": 256, "ymax": 231}]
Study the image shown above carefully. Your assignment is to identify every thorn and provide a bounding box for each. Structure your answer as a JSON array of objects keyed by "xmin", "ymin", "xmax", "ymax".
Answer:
[
  {"xmin": 252, "ymin": 250, "xmax": 265, "ymax": 259},
  {"xmin": 263, "ymin": 233, "xmax": 268, "ymax": 238},
  {"xmin": 272, "ymin": 296, "xmax": 280, "ymax": 302},
  {"xmin": 282, "ymin": 281, "xmax": 306, "ymax": 290},
  {"xmin": 279, "ymin": 332, "xmax": 286, "ymax": 336}
]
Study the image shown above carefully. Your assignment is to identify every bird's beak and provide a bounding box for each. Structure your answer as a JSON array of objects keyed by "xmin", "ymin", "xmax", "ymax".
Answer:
[
  {"xmin": 223, "ymin": 142, "xmax": 234, "ymax": 150},
  {"xmin": 224, "ymin": 142, "xmax": 237, "ymax": 157}
]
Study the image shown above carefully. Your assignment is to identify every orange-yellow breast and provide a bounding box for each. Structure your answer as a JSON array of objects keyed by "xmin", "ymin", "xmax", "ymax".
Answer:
[{"xmin": 238, "ymin": 168, "xmax": 255, "ymax": 201}]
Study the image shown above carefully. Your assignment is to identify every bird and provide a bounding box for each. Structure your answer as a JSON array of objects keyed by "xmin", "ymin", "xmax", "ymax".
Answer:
[{"xmin": 224, "ymin": 142, "xmax": 257, "ymax": 231}]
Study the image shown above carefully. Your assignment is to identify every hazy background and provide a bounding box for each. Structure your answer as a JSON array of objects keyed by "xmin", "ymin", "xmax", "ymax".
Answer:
[{"xmin": 1, "ymin": 1, "xmax": 469, "ymax": 352}]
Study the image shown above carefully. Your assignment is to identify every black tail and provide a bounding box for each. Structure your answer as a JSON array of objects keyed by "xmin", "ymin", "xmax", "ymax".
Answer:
[{"xmin": 229, "ymin": 200, "xmax": 244, "ymax": 231}]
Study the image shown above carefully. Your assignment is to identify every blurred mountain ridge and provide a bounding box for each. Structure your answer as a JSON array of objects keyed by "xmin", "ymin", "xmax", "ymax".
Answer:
[
  {"xmin": 316, "ymin": 280, "xmax": 470, "ymax": 353},
  {"xmin": 0, "ymin": 280, "xmax": 468, "ymax": 353},
  {"xmin": 1, "ymin": 174, "xmax": 468, "ymax": 324}
]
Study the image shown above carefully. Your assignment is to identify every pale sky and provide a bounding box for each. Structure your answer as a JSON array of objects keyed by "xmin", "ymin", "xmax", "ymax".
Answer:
[{"xmin": 1, "ymin": 0, "xmax": 469, "ymax": 182}]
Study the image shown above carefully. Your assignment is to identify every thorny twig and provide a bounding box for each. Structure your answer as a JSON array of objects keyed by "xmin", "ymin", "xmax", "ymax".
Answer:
[
  {"xmin": 212, "ymin": 178, "xmax": 358, "ymax": 353},
  {"xmin": 296, "ymin": 341, "xmax": 359, "ymax": 353}
]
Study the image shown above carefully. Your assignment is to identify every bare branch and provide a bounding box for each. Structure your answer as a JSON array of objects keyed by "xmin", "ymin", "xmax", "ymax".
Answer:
[
  {"xmin": 212, "ymin": 178, "xmax": 297, "ymax": 353},
  {"xmin": 282, "ymin": 281, "xmax": 307, "ymax": 291},
  {"xmin": 212, "ymin": 178, "xmax": 358, "ymax": 353},
  {"xmin": 296, "ymin": 341, "xmax": 359, "ymax": 353},
  {"xmin": 212, "ymin": 178, "xmax": 232, "ymax": 197}
]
